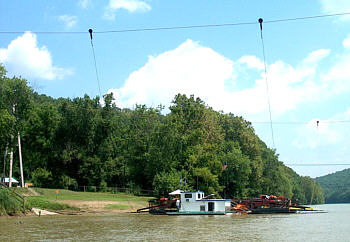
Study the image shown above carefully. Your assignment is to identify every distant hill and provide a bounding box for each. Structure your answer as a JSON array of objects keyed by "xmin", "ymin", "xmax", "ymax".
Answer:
[{"xmin": 315, "ymin": 168, "xmax": 350, "ymax": 203}]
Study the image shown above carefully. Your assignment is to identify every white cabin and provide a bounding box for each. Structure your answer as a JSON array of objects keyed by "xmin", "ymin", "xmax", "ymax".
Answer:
[{"xmin": 178, "ymin": 191, "xmax": 229, "ymax": 214}]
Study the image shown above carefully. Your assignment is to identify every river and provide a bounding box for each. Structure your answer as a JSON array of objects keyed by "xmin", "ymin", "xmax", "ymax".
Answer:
[{"xmin": 0, "ymin": 204, "xmax": 349, "ymax": 241}]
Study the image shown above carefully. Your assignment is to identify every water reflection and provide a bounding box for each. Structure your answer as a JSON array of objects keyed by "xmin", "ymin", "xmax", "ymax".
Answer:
[{"xmin": 0, "ymin": 204, "xmax": 349, "ymax": 241}]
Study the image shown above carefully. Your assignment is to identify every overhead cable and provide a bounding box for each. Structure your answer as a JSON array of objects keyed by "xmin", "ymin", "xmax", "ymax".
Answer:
[
  {"xmin": 259, "ymin": 18, "xmax": 275, "ymax": 148},
  {"xmin": 252, "ymin": 120, "xmax": 350, "ymax": 125},
  {"xmin": 1, "ymin": 12, "xmax": 350, "ymax": 35},
  {"xmin": 89, "ymin": 29, "xmax": 102, "ymax": 97},
  {"xmin": 285, "ymin": 163, "xmax": 350, "ymax": 166}
]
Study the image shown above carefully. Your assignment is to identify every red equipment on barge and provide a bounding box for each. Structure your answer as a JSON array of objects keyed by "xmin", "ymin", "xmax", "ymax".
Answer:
[{"xmin": 232, "ymin": 195, "xmax": 300, "ymax": 214}]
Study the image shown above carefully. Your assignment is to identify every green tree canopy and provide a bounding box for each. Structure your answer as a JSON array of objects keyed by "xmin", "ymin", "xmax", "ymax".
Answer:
[{"xmin": 0, "ymin": 65, "xmax": 324, "ymax": 203}]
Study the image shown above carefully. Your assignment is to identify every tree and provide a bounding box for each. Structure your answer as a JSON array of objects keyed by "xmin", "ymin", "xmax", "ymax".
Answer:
[
  {"xmin": 0, "ymin": 64, "xmax": 33, "ymax": 180},
  {"xmin": 219, "ymin": 141, "xmax": 251, "ymax": 198},
  {"xmin": 153, "ymin": 169, "xmax": 186, "ymax": 196},
  {"xmin": 0, "ymin": 67, "xmax": 327, "ymax": 203}
]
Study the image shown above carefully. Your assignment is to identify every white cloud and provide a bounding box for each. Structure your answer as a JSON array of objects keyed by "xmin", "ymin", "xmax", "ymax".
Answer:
[
  {"xmin": 107, "ymin": 34, "xmax": 350, "ymax": 121},
  {"xmin": 58, "ymin": 15, "xmax": 78, "ymax": 29},
  {"xmin": 290, "ymin": 41, "xmax": 350, "ymax": 149},
  {"xmin": 106, "ymin": 39, "xmax": 320, "ymax": 116},
  {"xmin": 319, "ymin": 0, "xmax": 350, "ymax": 20},
  {"xmin": 238, "ymin": 55, "xmax": 264, "ymax": 70},
  {"xmin": 104, "ymin": 0, "xmax": 151, "ymax": 20},
  {"xmin": 107, "ymin": 39, "xmax": 234, "ymax": 108},
  {"xmin": 342, "ymin": 107, "xmax": 350, "ymax": 119},
  {"xmin": 343, "ymin": 34, "xmax": 350, "ymax": 49},
  {"xmin": 321, "ymin": 45, "xmax": 350, "ymax": 94},
  {"xmin": 293, "ymin": 119, "xmax": 340, "ymax": 148},
  {"xmin": 107, "ymin": 41, "xmax": 308, "ymax": 114},
  {"xmin": 303, "ymin": 49, "xmax": 331, "ymax": 64},
  {"xmin": 0, "ymin": 32, "xmax": 72, "ymax": 80},
  {"xmin": 293, "ymin": 106, "xmax": 350, "ymax": 149},
  {"xmin": 78, "ymin": 0, "xmax": 90, "ymax": 9}
]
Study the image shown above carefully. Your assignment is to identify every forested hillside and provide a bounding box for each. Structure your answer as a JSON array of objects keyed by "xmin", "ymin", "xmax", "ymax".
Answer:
[
  {"xmin": 315, "ymin": 169, "xmax": 350, "ymax": 203},
  {"xmin": 0, "ymin": 65, "xmax": 324, "ymax": 204}
]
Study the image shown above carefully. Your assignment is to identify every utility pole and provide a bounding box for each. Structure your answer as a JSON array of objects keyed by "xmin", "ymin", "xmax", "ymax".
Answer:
[
  {"xmin": 9, "ymin": 104, "xmax": 15, "ymax": 188},
  {"xmin": 18, "ymin": 132, "xmax": 24, "ymax": 187},
  {"xmin": 9, "ymin": 148, "xmax": 13, "ymax": 187},
  {"xmin": 8, "ymin": 104, "xmax": 25, "ymax": 187},
  {"xmin": 2, "ymin": 146, "xmax": 7, "ymax": 178}
]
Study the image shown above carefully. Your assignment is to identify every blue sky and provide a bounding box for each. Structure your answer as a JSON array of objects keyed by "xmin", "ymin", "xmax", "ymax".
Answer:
[{"xmin": 1, "ymin": 0, "xmax": 350, "ymax": 178}]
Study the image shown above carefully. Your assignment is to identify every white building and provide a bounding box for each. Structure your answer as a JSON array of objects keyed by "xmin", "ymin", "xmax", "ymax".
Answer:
[
  {"xmin": 1, "ymin": 177, "xmax": 19, "ymax": 187},
  {"xmin": 171, "ymin": 191, "xmax": 230, "ymax": 215}
]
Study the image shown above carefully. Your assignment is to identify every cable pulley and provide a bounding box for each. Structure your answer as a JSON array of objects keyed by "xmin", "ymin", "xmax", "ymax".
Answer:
[
  {"xmin": 89, "ymin": 28, "xmax": 93, "ymax": 40},
  {"xmin": 258, "ymin": 18, "xmax": 263, "ymax": 38}
]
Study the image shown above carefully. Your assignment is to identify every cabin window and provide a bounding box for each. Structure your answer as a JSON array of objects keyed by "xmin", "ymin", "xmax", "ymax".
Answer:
[
  {"xmin": 198, "ymin": 194, "xmax": 200, "ymax": 199},
  {"xmin": 200, "ymin": 205, "xmax": 205, "ymax": 211},
  {"xmin": 185, "ymin": 194, "xmax": 192, "ymax": 199}
]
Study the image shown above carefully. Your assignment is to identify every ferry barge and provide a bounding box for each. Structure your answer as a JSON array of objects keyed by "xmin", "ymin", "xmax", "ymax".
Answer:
[
  {"xmin": 232, "ymin": 195, "xmax": 318, "ymax": 214},
  {"xmin": 137, "ymin": 191, "xmax": 317, "ymax": 215},
  {"xmin": 138, "ymin": 190, "xmax": 231, "ymax": 215}
]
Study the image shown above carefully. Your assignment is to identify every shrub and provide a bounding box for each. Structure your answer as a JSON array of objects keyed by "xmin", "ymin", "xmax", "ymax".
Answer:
[
  {"xmin": 126, "ymin": 181, "xmax": 141, "ymax": 195},
  {"xmin": 32, "ymin": 168, "xmax": 53, "ymax": 188},
  {"xmin": 57, "ymin": 175, "xmax": 78, "ymax": 190},
  {"xmin": 98, "ymin": 180, "xmax": 108, "ymax": 192}
]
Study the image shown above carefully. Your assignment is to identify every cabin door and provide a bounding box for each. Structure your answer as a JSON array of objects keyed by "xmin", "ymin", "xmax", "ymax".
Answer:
[{"xmin": 208, "ymin": 202, "xmax": 215, "ymax": 212}]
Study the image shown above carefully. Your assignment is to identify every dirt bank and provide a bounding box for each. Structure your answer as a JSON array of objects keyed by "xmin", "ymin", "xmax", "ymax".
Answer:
[{"xmin": 57, "ymin": 200, "xmax": 145, "ymax": 213}]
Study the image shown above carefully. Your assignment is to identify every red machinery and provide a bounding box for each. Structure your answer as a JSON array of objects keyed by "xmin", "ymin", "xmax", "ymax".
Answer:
[{"xmin": 232, "ymin": 195, "xmax": 296, "ymax": 214}]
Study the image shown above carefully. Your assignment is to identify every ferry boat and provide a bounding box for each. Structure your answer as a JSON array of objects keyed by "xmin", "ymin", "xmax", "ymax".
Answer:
[
  {"xmin": 168, "ymin": 191, "xmax": 231, "ymax": 215},
  {"xmin": 137, "ymin": 191, "xmax": 320, "ymax": 215},
  {"xmin": 138, "ymin": 190, "xmax": 231, "ymax": 215}
]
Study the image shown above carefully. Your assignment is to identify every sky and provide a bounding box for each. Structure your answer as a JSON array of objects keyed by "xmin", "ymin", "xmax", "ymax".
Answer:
[{"xmin": 1, "ymin": 0, "xmax": 350, "ymax": 178}]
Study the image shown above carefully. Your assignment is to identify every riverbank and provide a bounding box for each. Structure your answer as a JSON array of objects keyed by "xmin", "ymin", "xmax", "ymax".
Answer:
[
  {"xmin": 8, "ymin": 188, "xmax": 154, "ymax": 216},
  {"xmin": 0, "ymin": 187, "xmax": 26, "ymax": 216}
]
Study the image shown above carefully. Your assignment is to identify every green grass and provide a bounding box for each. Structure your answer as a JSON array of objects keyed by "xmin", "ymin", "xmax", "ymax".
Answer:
[
  {"xmin": 8, "ymin": 188, "xmax": 154, "ymax": 213},
  {"xmin": 33, "ymin": 188, "xmax": 153, "ymax": 202},
  {"xmin": 104, "ymin": 204, "xmax": 133, "ymax": 210},
  {"xmin": 26, "ymin": 196, "xmax": 75, "ymax": 211},
  {"xmin": 0, "ymin": 188, "xmax": 25, "ymax": 215}
]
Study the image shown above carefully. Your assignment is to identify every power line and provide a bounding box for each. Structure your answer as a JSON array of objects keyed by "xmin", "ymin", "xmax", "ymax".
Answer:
[
  {"xmin": 264, "ymin": 12, "xmax": 350, "ymax": 24},
  {"xmin": 252, "ymin": 120, "xmax": 350, "ymax": 125},
  {"xmin": 0, "ymin": 31, "xmax": 86, "ymax": 34},
  {"xmin": 89, "ymin": 29, "xmax": 102, "ymax": 97},
  {"xmin": 259, "ymin": 18, "xmax": 275, "ymax": 149},
  {"xmin": 94, "ymin": 21, "xmax": 256, "ymax": 33},
  {"xmin": 285, "ymin": 163, "xmax": 350, "ymax": 166},
  {"xmin": 1, "ymin": 12, "xmax": 350, "ymax": 35}
]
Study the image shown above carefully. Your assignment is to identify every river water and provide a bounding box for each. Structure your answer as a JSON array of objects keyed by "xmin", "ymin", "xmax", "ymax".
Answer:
[{"xmin": 0, "ymin": 204, "xmax": 349, "ymax": 241}]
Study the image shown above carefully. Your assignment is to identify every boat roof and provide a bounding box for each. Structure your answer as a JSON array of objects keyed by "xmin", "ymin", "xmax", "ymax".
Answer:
[
  {"xmin": 181, "ymin": 191, "xmax": 204, "ymax": 193},
  {"xmin": 200, "ymin": 199, "xmax": 231, "ymax": 202},
  {"xmin": 169, "ymin": 189, "xmax": 183, "ymax": 195}
]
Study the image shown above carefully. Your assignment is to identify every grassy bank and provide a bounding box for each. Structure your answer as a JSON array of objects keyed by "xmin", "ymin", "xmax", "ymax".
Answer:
[
  {"xmin": 26, "ymin": 196, "xmax": 74, "ymax": 211},
  {"xmin": 0, "ymin": 187, "xmax": 25, "ymax": 216},
  {"xmin": 34, "ymin": 188, "xmax": 152, "ymax": 202},
  {"xmin": 14, "ymin": 188, "xmax": 153, "ymax": 213}
]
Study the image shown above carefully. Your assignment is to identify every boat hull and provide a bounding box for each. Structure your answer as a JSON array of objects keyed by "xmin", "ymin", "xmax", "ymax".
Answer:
[
  {"xmin": 250, "ymin": 207, "xmax": 296, "ymax": 214},
  {"xmin": 166, "ymin": 211, "xmax": 226, "ymax": 215}
]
